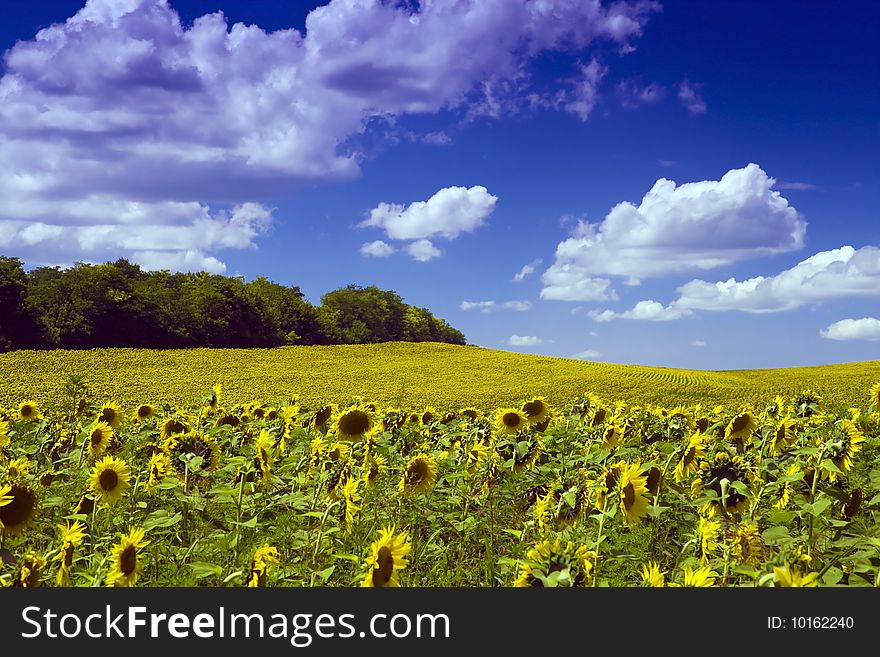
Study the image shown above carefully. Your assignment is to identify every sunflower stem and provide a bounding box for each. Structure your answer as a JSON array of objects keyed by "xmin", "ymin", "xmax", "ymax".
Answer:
[{"xmin": 592, "ymin": 496, "xmax": 609, "ymax": 587}]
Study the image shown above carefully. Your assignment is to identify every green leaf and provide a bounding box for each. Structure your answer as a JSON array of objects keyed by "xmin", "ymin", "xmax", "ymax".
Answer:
[
  {"xmin": 231, "ymin": 516, "xmax": 258, "ymax": 528},
  {"xmin": 761, "ymin": 526, "xmax": 791, "ymax": 545},
  {"xmin": 142, "ymin": 510, "xmax": 183, "ymax": 531},
  {"xmin": 822, "ymin": 567, "xmax": 844, "ymax": 585},
  {"xmin": 188, "ymin": 562, "xmax": 223, "ymax": 579},
  {"xmin": 315, "ymin": 565, "xmax": 335, "ymax": 581}
]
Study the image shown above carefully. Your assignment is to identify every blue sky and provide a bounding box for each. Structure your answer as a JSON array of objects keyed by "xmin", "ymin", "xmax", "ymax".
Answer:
[{"xmin": 0, "ymin": 0, "xmax": 877, "ymax": 369}]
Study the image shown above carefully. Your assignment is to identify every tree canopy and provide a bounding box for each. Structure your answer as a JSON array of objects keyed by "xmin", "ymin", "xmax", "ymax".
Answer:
[{"xmin": 0, "ymin": 257, "xmax": 466, "ymax": 351}]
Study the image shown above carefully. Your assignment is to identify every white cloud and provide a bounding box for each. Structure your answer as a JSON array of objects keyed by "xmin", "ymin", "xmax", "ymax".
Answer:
[
  {"xmin": 775, "ymin": 181, "xmax": 821, "ymax": 191},
  {"xmin": 513, "ymin": 259, "xmax": 543, "ymax": 282},
  {"xmin": 360, "ymin": 240, "xmax": 395, "ymax": 258},
  {"xmin": 460, "ymin": 300, "xmax": 532, "ymax": 312},
  {"xmin": 677, "ymin": 80, "xmax": 707, "ymax": 114},
  {"xmin": 360, "ymin": 185, "xmax": 497, "ymax": 241},
  {"xmin": 559, "ymin": 58, "xmax": 607, "ymax": 121},
  {"xmin": 820, "ymin": 317, "xmax": 880, "ymax": 341},
  {"xmin": 406, "ymin": 239, "xmax": 442, "ymax": 262},
  {"xmin": 691, "ymin": 340, "xmax": 707, "ymax": 347},
  {"xmin": 571, "ymin": 349, "xmax": 604, "ymax": 360},
  {"xmin": 617, "ymin": 79, "xmax": 666, "ymax": 108},
  {"xmin": 590, "ymin": 300, "xmax": 691, "ymax": 322},
  {"xmin": 0, "ymin": 0, "xmax": 658, "ymax": 271},
  {"xmin": 130, "ymin": 249, "xmax": 227, "ymax": 274},
  {"xmin": 540, "ymin": 164, "xmax": 806, "ymax": 297},
  {"xmin": 509, "ymin": 335, "xmax": 544, "ymax": 347}
]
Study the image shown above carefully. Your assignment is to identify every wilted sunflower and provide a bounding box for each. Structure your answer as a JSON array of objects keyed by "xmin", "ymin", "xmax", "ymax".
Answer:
[
  {"xmin": 340, "ymin": 477, "xmax": 361, "ymax": 534},
  {"xmin": 514, "ymin": 433, "xmax": 544, "ymax": 472},
  {"xmin": 14, "ymin": 552, "xmax": 47, "ymax": 587},
  {"xmin": 768, "ymin": 418, "xmax": 798, "ymax": 456},
  {"xmin": 697, "ymin": 516, "xmax": 720, "ymax": 564},
  {"xmin": 133, "ymin": 404, "xmax": 154, "ymax": 423},
  {"xmin": 674, "ymin": 433, "xmax": 706, "ymax": 483},
  {"xmin": 333, "ymin": 405, "xmax": 375, "ymax": 441},
  {"xmin": 106, "ymin": 528, "xmax": 150, "ymax": 587},
  {"xmin": 247, "ymin": 545, "xmax": 280, "ymax": 587},
  {"xmin": 164, "ymin": 431, "xmax": 221, "ymax": 475},
  {"xmin": 514, "ymin": 538, "xmax": 596, "ymax": 587},
  {"xmin": 398, "ymin": 454, "xmax": 438, "ymax": 496},
  {"xmin": 730, "ymin": 522, "xmax": 763, "ymax": 566},
  {"xmin": 773, "ymin": 563, "xmax": 819, "ymax": 587},
  {"xmin": 521, "ymin": 397, "xmax": 552, "ymax": 425},
  {"xmin": 692, "ymin": 452, "xmax": 753, "ymax": 516},
  {"xmin": 87, "ymin": 421, "xmax": 114, "ymax": 459},
  {"xmin": 364, "ymin": 454, "xmax": 388, "ymax": 487},
  {"xmin": 821, "ymin": 419, "xmax": 865, "ymax": 481},
  {"xmin": 681, "ymin": 565, "xmax": 716, "ymax": 587},
  {"xmin": 54, "ymin": 520, "xmax": 87, "ymax": 586},
  {"xmin": 362, "ymin": 525, "xmax": 411, "ymax": 587},
  {"xmin": 145, "ymin": 452, "xmax": 171, "ymax": 492},
  {"xmin": 641, "ymin": 561, "xmax": 666, "ymax": 587},
  {"xmin": 89, "ymin": 456, "xmax": 131, "ymax": 505},
  {"xmin": 724, "ymin": 410, "xmax": 758, "ymax": 445},
  {"xmin": 618, "ymin": 462, "xmax": 650, "ymax": 525},
  {"xmin": 0, "ymin": 482, "xmax": 38, "ymax": 535},
  {"xmin": 96, "ymin": 402, "xmax": 124, "ymax": 430},
  {"xmin": 494, "ymin": 408, "xmax": 529, "ymax": 435},
  {"xmin": 18, "ymin": 400, "xmax": 40, "ymax": 422}
]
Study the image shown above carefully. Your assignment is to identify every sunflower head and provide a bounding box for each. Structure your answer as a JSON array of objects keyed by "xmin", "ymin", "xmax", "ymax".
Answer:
[
  {"xmin": 96, "ymin": 402, "xmax": 124, "ymax": 430},
  {"xmin": 793, "ymin": 390, "xmax": 822, "ymax": 418},
  {"xmin": 521, "ymin": 397, "xmax": 552, "ymax": 425},
  {"xmin": 134, "ymin": 404, "xmax": 154, "ymax": 422},
  {"xmin": 14, "ymin": 552, "xmax": 47, "ymax": 587},
  {"xmin": 618, "ymin": 462, "xmax": 650, "ymax": 525},
  {"xmin": 18, "ymin": 400, "xmax": 40, "ymax": 422},
  {"xmin": 681, "ymin": 565, "xmax": 717, "ymax": 587},
  {"xmin": 106, "ymin": 527, "xmax": 150, "ymax": 587},
  {"xmin": 164, "ymin": 430, "xmax": 221, "ymax": 475},
  {"xmin": 247, "ymin": 545, "xmax": 280, "ymax": 587},
  {"xmin": 362, "ymin": 526, "xmax": 411, "ymax": 587},
  {"xmin": 870, "ymin": 382, "xmax": 880, "ymax": 412},
  {"xmin": 364, "ymin": 454, "xmax": 388, "ymax": 487},
  {"xmin": 724, "ymin": 410, "xmax": 758, "ymax": 445},
  {"xmin": 160, "ymin": 417, "xmax": 189, "ymax": 441},
  {"xmin": 0, "ymin": 482, "xmax": 38, "ymax": 536},
  {"xmin": 333, "ymin": 405, "xmax": 375, "ymax": 441},
  {"xmin": 641, "ymin": 561, "xmax": 666, "ymax": 587},
  {"xmin": 398, "ymin": 454, "xmax": 438, "ymax": 496},
  {"xmin": 514, "ymin": 538, "xmax": 596, "ymax": 587},
  {"xmin": 89, "ymin": 456, "xmax": 131, "ymax": 505},
  {"xmin": 730, "ymin": 522, "xmax": 763, "ymax": 566},
  {"xmin": 87, "ymin": 421, "xmax": 114, "ymax": 459},
  {"xmin": 494, "ymin": 408, "xmax": 529, "ymax": 435},
  {"xmin": 312, "ymin": 404, "xmax": 335, "ymax": 431}
]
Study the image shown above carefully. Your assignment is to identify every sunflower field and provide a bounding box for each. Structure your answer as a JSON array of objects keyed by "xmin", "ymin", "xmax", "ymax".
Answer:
[{"xmin": 2, "ymin": 379, "xmax": 880, "ymax": 588}]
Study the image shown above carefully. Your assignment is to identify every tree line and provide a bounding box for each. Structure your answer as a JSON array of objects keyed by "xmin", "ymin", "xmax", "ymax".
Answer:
[{"xmin": 0, "ymin": 257, "xmax": 466, "ymax": 351}]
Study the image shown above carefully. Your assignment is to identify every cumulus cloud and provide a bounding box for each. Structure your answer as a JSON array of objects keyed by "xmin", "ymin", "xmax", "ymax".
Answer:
[
  {"xmin": 593, "ymin": 245, "xmax": 880, "ymax": 320},
  {"xmin": 0, "ymin": 0, "xmax": 658, "ymax": 271},
  {"xmin": 571, "ymin": 349, "xmax": 604, "ymax": 360},
  {"xmin": 540, "ymin": 164, "xmax": 806, "ymax": 298},
  {"xmin": 559, "ymin": 59, "xmax": 607, "ymax": 121},
  {"xmin": 460, "ymin": 300, "xmax": 532, "ymax": 312},
  {"xmin": 406, "ymin": 239, "xmax": 442, "ymax": 262},
  {"xmin": 677, "ymin": 80, "xmax": 707, "ymax": 114},
  {"xmin": 360, "ymin": 240, "xmax": 395, "ymax": 258},
  {"xmin": 360, "ymin": 186, "xmax": 497, "ymax": 241},
  {"xmin": 509, "ymin": 335, "xmax": 544, "ymax": 347},
  {"xmin": 820, "ymin": 318, "xmax": 880, "ymax": 341},
  {"xmin": 513, "ymin": 259, "xmax": 543, "ymax": 282}
]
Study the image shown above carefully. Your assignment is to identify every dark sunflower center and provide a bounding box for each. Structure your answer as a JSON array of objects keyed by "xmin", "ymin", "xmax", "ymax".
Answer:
[
  {"xmin": 21, "ymin": 405, "xmax": 34, "ymax": 417},
  {"xmin": 315, "ymin": 406, "xmax": 332, "ymax": 426},
  {"xmin": 605, "ymin": 469, "xmax": 620, "ymax": 490},
  {"xmin": 340, "ymin": 411, "xmax": 370, "ymax": 435},
  {"xmin": 462, "ymin": 409, "xmax": 478, "ymax": 420},
  {"xmin": 0, "ymin": 486, "xmax": 36, "ymax": 527},
  {"xmin": 137, "ymin": 406, "xmax": 151, "ymax": 418},
  {"xmin": 646, "ymin": 467, "xmax": 662, "ymax": 494},
  {"xmin": 91, "ymin": 430, "xmax": 103, "ymax": 447},
  {"xmin": 522, "ymin": 401, "xmax": 544, "ymax": 418},
  {"xmin": 592, "ymin": 409, "xmax": 607, "ymax": 425},
  {"xmin": 731, "ymin": 415, "xmax": 750, "ymax": 433},
  {"xmin": 682, "ymin": 447, "xmax": 696, "ymax": 467},
  {"xmin": 101, "ymin": 409, "xmax": 116, "ymax": 424},
  {"xmin": 622, "ymin": 483, "xmax": 636, "ymax": 509},
  {"xmin": 119, "ymin": 545, "xmax": 137, "ymax": 576},
  {"xmin": 406, "ymin": 460, "xmax": 428, "ymax": 485},
  {"xmin": 422, "ymin": 412, "xmax": 434, "ymax": 424},
  {"xmin": 502, "ymin": 412, "xmax": 520, "ymax": 428},
  {"xmin": 372, "ymin": 546, "xmax": 394, "ymax": 586},
  {"xmin": 99, "ymin": 468, "xmax": 119, "ymax": 491},
  {"xmin": 369, "ymin": 463, "xmax": 379, "ymax": 481}
]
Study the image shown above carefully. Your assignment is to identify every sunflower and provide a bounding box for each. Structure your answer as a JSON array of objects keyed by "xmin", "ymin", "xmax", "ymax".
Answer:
[
  {"xmin": 381, "ymin": 408, "xmax": 407, "ymax": 434},
  {"xmin": 398, "ymin": 454, "xmax": 438, "ymax": 496},
  {"xmin": 841, "ymin": 488, "xmax": 863, "ymax": 520},
  {"xmin": 514, "ymin": 538, "xmax": 596, "ymax": 587},
  {"xmin": 133, "ymin": 404, "xmax": 154, "ymax": 422},
  {"xmin": 105, "ymin": 528, "xmax": 150, "ymax": 587},
  {"xmin": 364, "ymin": 454, "xmax": 388, "ymax": 487},
  {"xmin": 768, "ymin": 418, "xmax": 798, "ymax": 456},
  {"xmin": 692, "ymin": 452, "xmax": 753, "ymax": 516},
  {"xmin": 674, "ymin": 433, "xmax": 706, "ymax": 483},
  {"xmin": 340, "ymin": 477, "xmax": 361, "ymax": 534},
  {"xmin": 160, "ymin": 417, "xmax": 189, "ymax": 441},
  {"xmin": 18, "ymin": 400, "xmax": 40, "ymax": 422},
  {"xmin": 773, "ymin": 563, "xmax": 819, "ymax": 587},
  {"xmin": 513, "ymin": 433, "xmax": 544, "ymax": 472},
  {"xmin": 641, "ymin": 561, "xmax": 665, "ymax": 587},
  {"xmin": 589, "ymin": 405, "xmax": 609, "ymax": 427},
  {"xmin": 164, "ymin": 431, "xmax": 221, "ymax": 475},
  {"xmin": 14, "ymin": 552, "xmax": 47, "ymax": 587},
  {"xmin": 600, "ymin": 418, "xmax": 623, "ymax": 450},
  {"xmin": 362, "ymin": 526, "xmax": 411, "ymax": 587},
  {"xmin": 144, "ymin": 453, "xmax": 170, "ymax": 493},
  {"xmin": 247, "ymin": 545, "xmax": 280, "ymax": 587},
  {"xmin": 681, "ymin": 565, "xmax": 716, "ymax": 587},
  {"xmin": 254, "ymin": 430, "xmax": 276, "ymax": 486},
  {"xmin": 306, "ymin": 436, "xmax": 327, "ymax": 479},
  {"xmin": 0, "ymin": 419, "xmax": 9, "ymax": 448},
  {"xmin": 618, "ymin": 462, "xmax": 650, "ymax": 525},
  {"xmin": 418, "ymin": 407, "xmax": 438, "ymax": 426},
  {"xmin": 74, "ymin": 494, "xmax": 94, "ymax": 516},
  {"xmin": 208, "ymin": 384, "xmax": 222, "ymax": 411},
  {"xmin": 871, "ymin": 382, "xmax": 880, "ymax": 411},
  {"xmin": 822, "ymin": 419, "xmax": 865, "ymax": 481},
  {"xmin": 534, "ymin": 488, "xmax": 557, "ymax": 535},
  {"xmin": 730, "ymin": 522, "xmax": 763, "ymax": 566},
  {"xmin": 793, "ymin": 389, "xmax": 822, "ymax": 418},
  {"xmin": 53, "ymin": 520, "xmax": 86, "ymax": 586},
  {"xmin": 333, "ymin": 405, "xmax": 375, "ymax": 441},
  {"xmin": 697, "ymin": 516, "xmax": 720, "ymax": 564},
  {"xmin": 774, "ymin": 464, "xmax": 800, "ymax": 510},
  {"xmin": 466, "ymin": 439, "xmax": 489, "ymax": 475},
  {"xmin": 89, "ymin": 456, "xmax": 131, "ymax": 505},
  {"xmin": 724, "ymin": 410, "xmax": 758, "ymax": 445},
  {"xmin": 87, "ymin": 421, "xmax": 114, "ymax": 459},
  {"xmin": 4, "ymin": 456, "xmax": 30, "ymax": 479},
  {"xmin": 0, "ymin": 482, "xmax": 37, "ymax": 535},
  {"xmin": 459, "ymin": 407, "xmax": 482, "ymax": 422},
  {"xmin": 326, "ymin": 459, "xmax": 353, "ymax": 500},
  {"xmin": 594, "ymin": 461, "xmax": 626, "ymax": 510},
  {"xmin": 494, "ymin": 408, "xmax": 529, "ymax": 435},
  {"xmin": 94, "ymin": 401, "xmax": 122, "ymax": 430},
  {"xmin": 521, "ymin": 397, "xmax": 552, "ymax": 425}
]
